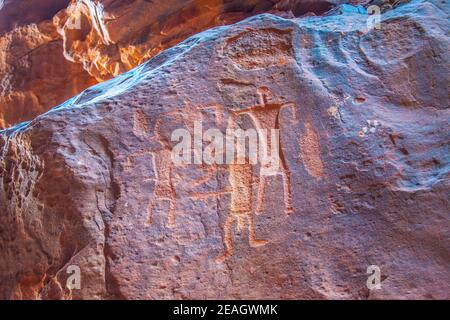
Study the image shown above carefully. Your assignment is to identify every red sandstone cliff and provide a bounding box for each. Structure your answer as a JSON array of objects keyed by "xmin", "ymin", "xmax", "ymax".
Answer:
[{"xmin": 0, "ymin": 0, "xmax": 368, "ymax": 129}]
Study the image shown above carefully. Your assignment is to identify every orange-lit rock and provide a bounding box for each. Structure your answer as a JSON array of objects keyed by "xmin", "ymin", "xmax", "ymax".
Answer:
[{"xmin": 1, "ymin": 0, "xmax": 372, "ymax": 129}]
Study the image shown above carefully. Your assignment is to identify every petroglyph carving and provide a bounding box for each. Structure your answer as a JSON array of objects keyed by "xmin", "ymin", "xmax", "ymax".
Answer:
[
  {"xmin": 132, "ymin": 110, "xmax": 150, "ymax": 138},
  {"xmin": 124, "ymin": 147, "xmax": 176, "ymax": 226},
  {"xmin": 216, "ymin": 88, "xmax": 297, "ymax": 262},
  {"xmin": 124, "ymin": 149, "xmax": 152, "ymax": 172},
  {"xmin": 196, "ymin": 104, "xmax": 225, "ymax": 125},
  {"xmin": 224, "ymin": 28, "xmax": 293, "ymax": 70},
  {"xmin": 125, "ymin": 101, "xmax": 205, "ymax": 227},
  {"xmin": 216, "ymin": 152, "xmax": 268, "ymax": 263},
  {"xmin": 126, "ymin": 94, "xmax": 296, "ymax": 260},
  {"xmin": 231, "ymin": 87, "xmax": 296, "ymax": 215},
  {"xmin": 147, "ymin": 149, "xmax": 176, "ymax": 226},
  {"xmin": 185, "ymin": 105, "xmax": 228, "ymax": 198},
  {"xmin": 300, "ymin": 119, "xmax": 324, "ymax": 179},
  {"xmin": 147, "ymin": 102, "xmax": 204, "ymax": 227}
]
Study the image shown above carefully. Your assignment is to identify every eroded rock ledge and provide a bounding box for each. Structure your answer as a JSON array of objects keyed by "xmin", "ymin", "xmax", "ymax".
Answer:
[{"xmin": 0, "ymin": 0, "xmax": 374, "ymax": 129}]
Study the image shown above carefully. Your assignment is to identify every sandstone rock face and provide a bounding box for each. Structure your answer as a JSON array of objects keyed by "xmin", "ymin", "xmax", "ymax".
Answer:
[
  {"xmin": 0, "ymin": 19, "xmax": 97, "ymax": 129},
  {"xmin": 0, "ymin": 0, "xmax": 369, "ymax": 129},
  {"xmin": 0, "ymin": 0, "xmax": 449, "ymax": 299}
]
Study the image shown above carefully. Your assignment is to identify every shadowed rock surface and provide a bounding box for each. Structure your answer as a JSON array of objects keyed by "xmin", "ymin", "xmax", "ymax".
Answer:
[{"xmin": 0, "ymin": 0, "xmax": 449, "ymax": 299}]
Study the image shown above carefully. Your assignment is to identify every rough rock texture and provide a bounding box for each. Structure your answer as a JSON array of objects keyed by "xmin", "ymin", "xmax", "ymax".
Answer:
[
  {"xmin": 0, "ymin": 0, "xmax": 365, "ymax": 129},
  {"xmin": 0, "ymin": 19, "xmax": 97, "ymax": 129},
  {"xmin": 0, "ymin": 0, "xmax": 449, "ymax": 299}
]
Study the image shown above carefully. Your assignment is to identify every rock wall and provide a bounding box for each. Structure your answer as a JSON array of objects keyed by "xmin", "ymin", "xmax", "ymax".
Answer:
[
  {"xmin": 0, "ymin": 0, "xmax": 448, "ymax": 299},
  {"xmin": 0, "ymin": 0, "xmax": 367, "ymax": 129}
]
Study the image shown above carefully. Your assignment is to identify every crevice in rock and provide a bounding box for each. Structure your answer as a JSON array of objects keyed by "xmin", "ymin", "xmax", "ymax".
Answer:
[{"xmin": 83, "ymin": 132, "xmax": 124, "ymax": 299}]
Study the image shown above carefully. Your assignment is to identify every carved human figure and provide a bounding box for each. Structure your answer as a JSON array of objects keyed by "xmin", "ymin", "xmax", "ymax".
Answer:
[
  {"xmin": 147, "ymin": 148, "xmax": 176, "ymax": 225},
  {"xmin": 231, "ymin": 87, "xmax": 296, "ymax": 215},
  {"xmin": 146, "ymin": 103, "xmax": 203, "ymax": 227},
  {"xmin": 216, "ymin": 157, "xmax": 270, "ymax": 262},
  {"xmin": 186, "ymin": 91, "xmax": 297, "ymax": 262}
]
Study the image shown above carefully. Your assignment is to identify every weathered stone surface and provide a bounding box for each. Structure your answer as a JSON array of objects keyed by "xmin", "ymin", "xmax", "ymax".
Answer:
[
  {"xmin": 0, "ymin": 0, "xmax": 370, "ymax": 129},
  {"xmin": 0, "ymin": 0, "xmax": 449, "ymax": 299},
  {"xmin": 0, "ymin": 0, "xmax": 70, "ymax": 34},
  {"xmin": 0, "ymin": 19, "xmax": 97, "ymax": 129}
]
